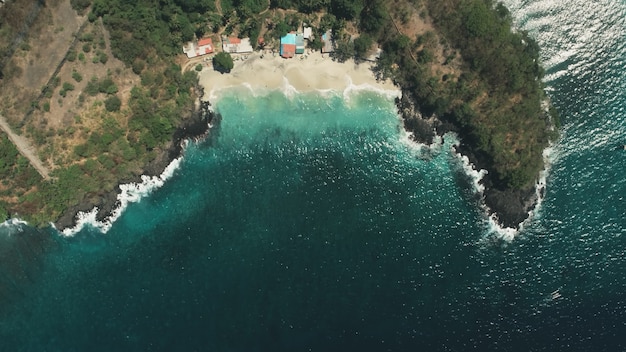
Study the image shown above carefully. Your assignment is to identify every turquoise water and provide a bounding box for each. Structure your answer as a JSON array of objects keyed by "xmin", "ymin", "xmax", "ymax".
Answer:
[{"xmin": 1, "ymin": 0, "xmax": 626, "ymax": 350}]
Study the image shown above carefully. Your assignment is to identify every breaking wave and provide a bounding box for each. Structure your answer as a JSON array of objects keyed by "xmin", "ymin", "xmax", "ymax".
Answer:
[{"xmin": 58, "ymin": 156, "xmax": 184, "ymax": 237}]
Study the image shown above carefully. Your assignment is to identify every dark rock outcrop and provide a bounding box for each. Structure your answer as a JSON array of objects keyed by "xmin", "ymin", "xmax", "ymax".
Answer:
[{"xmin": 397, "ymin": 89, "xmax": 541, "ymax": 229}]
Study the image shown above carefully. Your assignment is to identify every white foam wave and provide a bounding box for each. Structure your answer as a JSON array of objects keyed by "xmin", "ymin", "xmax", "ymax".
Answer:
[
  {"xmin": 281, "ymin": 76, "xmax": 299, "ymax": 99},
  {"xmin": 208, "ymin": 73, "xmax": 401, "ymax": 106},
  {"xmin": 543, "ymin": 69, "xmax": 569, "ymax": 83},
  {"xmin": 455, "ymin": 151, "xmax": 488, "ymax": 194},
  {"xmin": 58, "ymin": 156, "xmax": 184, "ymax": 237},
  {"xmin": 342, "ymin": 76, "xmax": 401, "ymax": 102},
  {"xmin": 0, "ymin": 218, "xmax": 28, "ymax": 236},
  {"xmin": 400, "ymin": 128, "xmax": 446, "ymax": 161},
  {"xmin": 450, "ymin": 138, "xmax": 556, "ymax": 242}
]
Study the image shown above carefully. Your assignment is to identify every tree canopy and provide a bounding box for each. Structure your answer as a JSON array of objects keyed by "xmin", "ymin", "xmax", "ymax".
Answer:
[{"xmin": 213, "ymin": 52, "xmax": 235, "ymax": 73}]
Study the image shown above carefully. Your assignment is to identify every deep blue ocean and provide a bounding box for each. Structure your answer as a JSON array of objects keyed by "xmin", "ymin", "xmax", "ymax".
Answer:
[{"xmin": 1, "ymin": 0, "xmax": 625, "ymax": 350}]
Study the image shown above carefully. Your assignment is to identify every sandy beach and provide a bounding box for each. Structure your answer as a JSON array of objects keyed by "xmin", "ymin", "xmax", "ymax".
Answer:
[{"xmin": 197, "ymin": 51, "xmax": 399, "ymax": 100}]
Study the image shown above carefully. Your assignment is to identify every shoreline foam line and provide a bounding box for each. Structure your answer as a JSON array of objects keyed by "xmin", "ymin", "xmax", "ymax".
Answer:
[
  {"xmin": 57, "ymin": 154, "xmax": 185, "ymax": 237},
  {"xmin": 205, "ymin": 76, "xmax": 401, "ymax": 107},
  {"xmin": 198, "ymin": 51, "xmax": 399, "ymax": 104},
  {"xmin": 451, "ymin": 138, "xmax": 555, "ymax": 242},
  {"xmin": 0, "ymin": 218, "xmax": 29, "ymax": 236},
  {"xmin": 451, "ymin": 146, "xmax": 518, "ymax": 241}
]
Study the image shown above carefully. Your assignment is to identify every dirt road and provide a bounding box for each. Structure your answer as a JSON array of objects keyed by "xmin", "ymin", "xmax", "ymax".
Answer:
[{"xmin": 0, "ymin": 115, "xmax": 51, "ymax": 180}]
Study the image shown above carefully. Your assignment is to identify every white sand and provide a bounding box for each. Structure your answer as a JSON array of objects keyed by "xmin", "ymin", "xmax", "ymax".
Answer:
[{"xmin": 197, "ymin": 51, "xmax": 399, "ymax": 101}]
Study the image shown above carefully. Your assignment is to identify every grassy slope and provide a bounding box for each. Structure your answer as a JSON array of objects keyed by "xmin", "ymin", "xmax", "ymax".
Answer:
[{"xmin": 0, "ymin": 0, "xmax": 200, "ymax": 224}]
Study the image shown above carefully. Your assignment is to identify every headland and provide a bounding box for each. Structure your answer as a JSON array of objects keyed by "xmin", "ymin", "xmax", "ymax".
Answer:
[{"xmin": 0, "ymin": 0, "xmax": 557, "ymax": 233}]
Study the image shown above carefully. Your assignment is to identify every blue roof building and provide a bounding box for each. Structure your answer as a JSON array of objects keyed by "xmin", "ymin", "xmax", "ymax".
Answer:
[{"xmin": 280, "ymin": 32, "xmax": 296, "ymax": 58}]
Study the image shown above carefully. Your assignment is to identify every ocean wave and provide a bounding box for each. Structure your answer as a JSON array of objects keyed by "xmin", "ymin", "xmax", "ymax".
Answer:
[
  {"xmin": 57, "ymin": 156, "xmax": 185, "ymax": 237},
  {"xmin": 447, "ymin": 142, "xmax": 518, "ymax": 240},
  {"xmin": 400, "ymin": 128, "xmax": 446, "ymax": 161},
  {"xmin": 0, "ymin": 218, "xmax": 29, "ymax": 236},
  {"xmin": 342, "ymin": 76, "xmax": 402, "ymax": 102},
  {"xmin": 207, "ymin": 75, "xmax": 401, "ymax": 106}
]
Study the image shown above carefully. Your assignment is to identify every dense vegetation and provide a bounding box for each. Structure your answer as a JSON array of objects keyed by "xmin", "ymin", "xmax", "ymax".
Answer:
[
  {"xmin": 0, "ymin": 134, "xmax": 41, "ymax": 221},
  {"xmin": 424, "ymin": 0, "xmax": 556, "ymax": 188},
  {"xmin": 86, "ymin": 0, "xmax": 212, "ymax": 65}
]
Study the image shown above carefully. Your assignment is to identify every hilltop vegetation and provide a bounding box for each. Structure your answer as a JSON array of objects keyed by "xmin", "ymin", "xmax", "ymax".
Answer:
[{"xmin": 0, "ymin": 0, "xmax": 201, "ymax": 224}]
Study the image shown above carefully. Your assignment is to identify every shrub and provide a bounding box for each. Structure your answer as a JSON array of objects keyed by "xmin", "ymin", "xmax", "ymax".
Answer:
[
  {"xmin": 70, "ymin": 0, "xmax": 92, "ymax": 12},
  {"xmin": 104, "ymin": 95, "xmax": 121, "ymax": 112},
  {"xmin": 82, "ymin": 43, "xmax": 91, "ymax": 53},
  {"xmin": 98, "ymin": 52, "xmax": 108, "ymax": 64},
  {"xmin": 67, "ymin": 50, "xmax": 77, "ymax": 62},
  {"xmin": 99, "ymin": 78, "xmax": 118, "ymax": 94},
  {"xmin": 132, "ymin": 60, "xmax": 145, "ymax": 74},
  {"xmin": 85, "ymin": 77, "xmax": 100, "ymax": 96},
  {"xmin": 60, "ymin": 82, "xmax": 75, "ymax": 97},
  {"xmin": 80, "ymin": 33, "xmax": 94, "ymax": 42},
  {"xmin": 72, "ymin": 71, "xmax": 83, "ymax": 82},
  {"xmin": 195, "ymin": 64, "xmax": 203, "ymax": 71},
  {"xmin": 63, "ymin": 82, "xmax": 75, "ymax": 91}
]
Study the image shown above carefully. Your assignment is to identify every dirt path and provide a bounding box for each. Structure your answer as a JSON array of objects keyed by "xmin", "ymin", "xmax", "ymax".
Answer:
[
  {"xmin": 182, "ymin": 56, "xmax": 207, "ymax": 72},
  {"xmin": 0, "ymin": 115, "xmax": 51, "ymax": 180},
  {"xmin": 216, "ymin": 0, "xmax": 222, "ymax": 16}
]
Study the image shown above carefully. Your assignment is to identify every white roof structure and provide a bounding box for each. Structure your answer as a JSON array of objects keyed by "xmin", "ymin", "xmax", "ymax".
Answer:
[
  {"xmin": 183, "ymin": 38, "xmax": 214, "ymax": 58},
  {"xmin": 303, "ymin": 26, "xmax": 313, "ymax": 40},
  {"xmin": 222, "ymin": 37, "xmax": 253, "ymax": 53}
]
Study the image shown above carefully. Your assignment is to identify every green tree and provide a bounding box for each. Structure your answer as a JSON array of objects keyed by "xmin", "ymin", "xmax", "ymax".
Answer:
[
  {"xmin": 360, "ymin": 0, "xmax": 387, "ymax": 35},
  {"xmin": 353, "ymin": 34, "xmax": 372, "ymax": 58},
  {"xmin": 330, "ymin": 0, "xmax": 362, "ymax": 20},
  {"xmin": 105, "ymin": 95, "xmax": 122, "ymax": 112},
  {"xmin": 274, "ymin": 20, "xmax": 291, "ymax": 39},
  {"xmin": 212, "ymin": 52, "xmax": 234, "ymax": 73},
  {"xmin": 332, "ymin": 39, "xmax": 355, "ymax": 62}
]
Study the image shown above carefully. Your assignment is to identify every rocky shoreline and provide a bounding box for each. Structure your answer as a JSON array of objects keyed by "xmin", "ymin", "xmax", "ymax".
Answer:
[
  {"xmin": 396, "ymin": 92, "xmax": 541, "ymax": 229},
  {"xmin": 53, "ymin": 98, "xmax": 216, "ymax": 231},
  {"xmin": 52, "ymin": 83, "xmax": 542, "ymax": 232}
]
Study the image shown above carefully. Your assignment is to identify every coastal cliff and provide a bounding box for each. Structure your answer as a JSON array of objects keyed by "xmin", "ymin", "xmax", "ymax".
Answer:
[
  {"xmin": 53, "ymin": 99, "xmax": 215, "ymax": 230},
  {"xmin": 398, "ymin": 90, "xmax": 546, "ymax": 229}
]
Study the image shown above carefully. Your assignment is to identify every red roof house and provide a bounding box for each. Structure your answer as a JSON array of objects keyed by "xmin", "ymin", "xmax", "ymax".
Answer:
[
  {"xmin": 197, "ymin": 37, "xmax": 214, "ymax": 55},
  {"xmin": 183, "ymin": 37, "xmax": 214, "ymax": 58}
]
